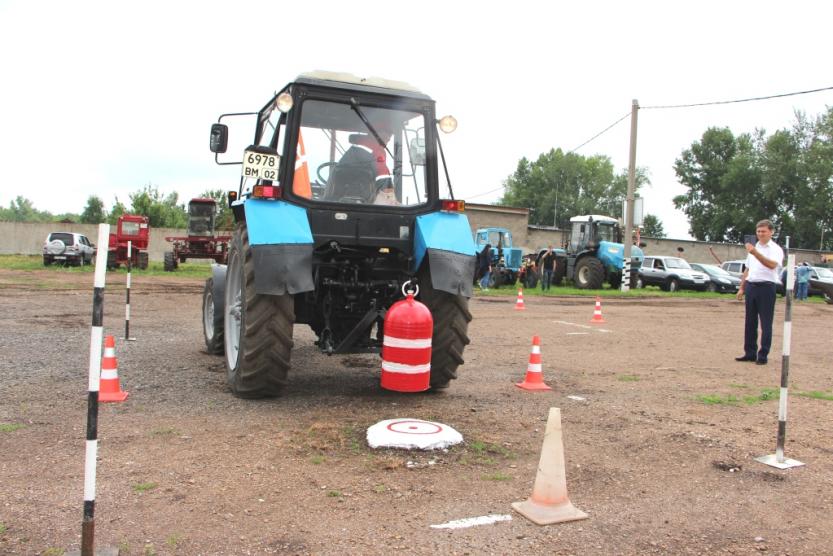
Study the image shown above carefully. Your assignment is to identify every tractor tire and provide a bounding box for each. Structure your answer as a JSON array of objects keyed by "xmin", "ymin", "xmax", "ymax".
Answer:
[
  {"xmin": 163, "ymin": 252, "xmax": 176, "ymax": 272},
  {"xmin": 138, "ymin": 252, "xmax": 149, "ymax": 270},
  {"xmin": 487, "ymin": 272, "xmax": 498, "ymax": 288},
  {"xmin": 574, "ymin": 257, "xmax": 605, "ymax": 289},
  {"xmin": 224, "ymin": 224, "xmax": 294, "ymax": 398},
  {"xmin": 202, "ymin": 277, "xmax": 224, "ymax": 355},
  {"xmin": 552, "ymin": 264, "xmax": 565, "ymax": 286},
  {"xmin": 418, "ymin": 265, "xmax": 472, "ymax": 390}
]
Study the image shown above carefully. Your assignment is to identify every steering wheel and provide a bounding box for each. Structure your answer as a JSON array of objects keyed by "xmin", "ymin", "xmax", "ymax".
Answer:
[{"xmin": 317, "ymin": 161, "xmax": 338, "ymax": 184}]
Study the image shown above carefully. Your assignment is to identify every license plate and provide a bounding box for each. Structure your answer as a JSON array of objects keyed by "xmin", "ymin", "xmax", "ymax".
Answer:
[
  {"xmin": 694, "ymin": 279, "xmax": 704, "ymax": 283},
  {"xmin": 54, "ymin": 256, "xmax": 66, "ymax": 260},
  {"xmin": 242, "ymin": 149, "xmax": 279, "ymax": 181}
]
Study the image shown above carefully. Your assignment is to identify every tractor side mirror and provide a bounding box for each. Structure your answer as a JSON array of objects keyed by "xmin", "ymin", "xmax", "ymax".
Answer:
[
  {"xmin": 210, "ymin": 123, "xmax": 229, "ymax": 153},
  {"xmin": 409, "ymin": 138, "xmax": 426, "ymax": 165}
]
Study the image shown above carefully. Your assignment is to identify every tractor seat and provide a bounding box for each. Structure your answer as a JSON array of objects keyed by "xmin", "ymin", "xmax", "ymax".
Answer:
[{"xmin": 324, "ymin": 163, "xmax": 377, "ymax": 204}]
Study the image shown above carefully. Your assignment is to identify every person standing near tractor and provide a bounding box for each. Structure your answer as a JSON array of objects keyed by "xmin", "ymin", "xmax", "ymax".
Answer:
[
  {"xmin": 795, "ymin": 262, "xmax": 811, "ymax": 301},
  {"xmin": 477, "ymin": 243, "xmax": 492, "ymax": 291},
  {"xmin": 540, "ymin": 246, "xmax": 556, "ymax": 291},
  {"xmin": 736, "ymin": 220, "xmax": 784, "ymax": 365}
]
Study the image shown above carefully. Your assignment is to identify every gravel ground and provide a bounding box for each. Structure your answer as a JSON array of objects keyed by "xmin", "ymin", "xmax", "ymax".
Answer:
[{"xmin": 0, "ymin": 268, "xmax": 831, "ymax": 555}]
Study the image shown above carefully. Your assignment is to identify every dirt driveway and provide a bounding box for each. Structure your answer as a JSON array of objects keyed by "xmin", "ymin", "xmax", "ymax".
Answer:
[{"xmin": 1, "ymin": 269, "xmax": 831, "ymax": 555}]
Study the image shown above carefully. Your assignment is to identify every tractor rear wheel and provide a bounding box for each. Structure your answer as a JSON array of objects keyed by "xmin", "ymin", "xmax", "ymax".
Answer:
[
  {"xmin": 224, "ymin": 224, "xmax": 294, "ymax": 398},
  {"xmin": 138, "ymin": 252, "xmax": 149, "ymax": 270},
  {"xmin": 574, "ymin": 257, "xmax": 605, "ymax": 289},
  {"xmin": 552, "ymin": 262, "xmax": 565, "ymax": 286},
  {"xmin": 418, "ymin": 265, "xmax": 472, "ymax": 389},
  {"xmin": 163, "ymin": 252, "xmax": 176, "ymax": 272},
  {"xmin": 203, "ymin": 277, "xmax": 224, "ymax": 355}
]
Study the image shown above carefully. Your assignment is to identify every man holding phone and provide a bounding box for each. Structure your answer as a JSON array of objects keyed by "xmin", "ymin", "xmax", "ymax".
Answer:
[{"xmin": 735, "ymin": 220, "xmax": 784, "ymax": 365}]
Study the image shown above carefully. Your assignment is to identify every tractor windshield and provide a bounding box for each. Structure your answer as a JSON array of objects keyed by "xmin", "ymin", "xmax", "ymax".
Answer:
[
  {"xmin": 189, "ymin": 203, "xmax": 215, "ymax": 237},
  {"xmin": 292, "ymin": 99, "xmax": 428, "ymax": 207},
  {"xmin": 596, "ymin": 223, "xmax": 617, "ymax": 243}
]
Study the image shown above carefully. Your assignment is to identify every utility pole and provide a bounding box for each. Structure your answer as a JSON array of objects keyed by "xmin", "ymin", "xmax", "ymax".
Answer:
[{"xmin": 621, "ymin": 99, "xmax": 639, "ymax": 292}]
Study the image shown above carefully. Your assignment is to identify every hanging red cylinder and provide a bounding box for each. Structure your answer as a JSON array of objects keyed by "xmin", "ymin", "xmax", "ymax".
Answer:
[{"xmin": 381, "ymin": 290, "xmax": 433, "ymax": 392}]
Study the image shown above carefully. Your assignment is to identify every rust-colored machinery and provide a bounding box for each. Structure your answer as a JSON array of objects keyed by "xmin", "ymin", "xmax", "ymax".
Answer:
[
  {"xmin": 163, "ymin": 198, "xmax": 230, "ymax": 271},
  {"xmin": 107, "ymin": 214, "xmax": 149, "ymax": 270}
]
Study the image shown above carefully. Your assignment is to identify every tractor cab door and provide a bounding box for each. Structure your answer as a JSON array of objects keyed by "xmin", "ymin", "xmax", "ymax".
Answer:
[{"xmin": 570, "ymin": 221, "xmax": 588, "ymax": 253}]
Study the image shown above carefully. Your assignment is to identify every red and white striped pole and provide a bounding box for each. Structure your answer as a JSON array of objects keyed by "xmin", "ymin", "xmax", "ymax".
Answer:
[
  {"xmin": 122, "ymin": 240, "xmax": 135, "ymax": 341},
  {"xmin": 80, "ymin": 224, "xmax": 110, "ymax": 555}
]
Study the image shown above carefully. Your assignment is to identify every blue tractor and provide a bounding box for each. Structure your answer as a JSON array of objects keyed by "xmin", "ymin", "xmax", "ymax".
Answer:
[
  {"xmin": 564, "ymin": 215, "xmax": 643, "ymax": 289},
  {"xmin": 202, "ymin": 71, "xmax": 476, "ymax": 398},
  {"xmin": 474, "ymin": 227, "xmax": 523, "ymax": 288}
]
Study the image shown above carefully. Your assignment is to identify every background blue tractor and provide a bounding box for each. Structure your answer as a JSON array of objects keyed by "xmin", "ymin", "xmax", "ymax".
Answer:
[
  {"xmin": 563, "ymin": 214, "xmax": 643, "ymax": 289},
  {"xmin": 202, "ymin": 71, "xmax": 476, "ymax": 398},
  {"xmin": 474, "ymin": 227, "xmax": 523, "ymax": 288}
]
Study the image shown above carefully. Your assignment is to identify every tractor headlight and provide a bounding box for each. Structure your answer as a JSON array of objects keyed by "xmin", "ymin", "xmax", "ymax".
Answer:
[
  {"xmin": 276, "ymin": 92, "xmax": 294, "ymax": 113},
  {"xmin": 438, "ymin": 115, "xmax": 457, "ymax": 133}
]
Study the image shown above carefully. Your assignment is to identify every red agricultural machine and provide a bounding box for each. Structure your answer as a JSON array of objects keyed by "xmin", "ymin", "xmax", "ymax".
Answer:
[
  {"xmin": 163, "ymin": 198, "xmax": 231, "ymax": 271},
  {"xmin": 107, "ymin": 214, "xmax": 150, "ymax": 270}
]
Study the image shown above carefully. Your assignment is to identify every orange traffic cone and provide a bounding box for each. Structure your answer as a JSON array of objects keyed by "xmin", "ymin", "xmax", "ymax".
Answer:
[
  {"xmin": 589, "ymin": 296, "xmax": 605, "ymax": 324},
  {"xmin": 514, "ymin": 289, "xmax": 526, "ymax": 311},
  {"xmin": 516, "ymin": 336, "xmax": 551, "ymax": 391},
  {"xmin": 99, "ymin": 335, "xmax": 128, "ymax": 402},
  {"xmin": 512, "ymin": 407, "xmax": 588, "ymax": 525}
]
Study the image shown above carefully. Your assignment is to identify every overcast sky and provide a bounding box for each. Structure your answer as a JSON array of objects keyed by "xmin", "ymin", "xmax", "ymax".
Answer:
[{"xmin": 1, "ymin": 0, "xmax": 830, "ymax": 239}]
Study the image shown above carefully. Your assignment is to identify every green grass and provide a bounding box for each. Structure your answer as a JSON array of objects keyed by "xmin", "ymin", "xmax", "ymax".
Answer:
[
  {"xmin": 150, "ymin": 426, "xmax": 180, "ymax": 436},
  {"xmin": 0, "ymin": 522, "xmax": 6, "ymax": 534},
  {"xmin": 617, "ymin": 374, "xmax": 640, "ymax": 382},
  {"xmin": 327, "ymin": 490, "xmax": 342, "ymax": 498},
  {"xmin": 697, "ymin": 388, "xmax": 780, "ymax": 406},
  {"xmin": 0, "ymin": 423, "xmax": 25, "ymax": 433},
  {"xmin": 310, "ymin": 455, "xmax": 325, "ymax": 465},
  {"xmin": 0, "ymin": 254, "xmax": 212, "ymax": 278},
  {"xmin": 41, "ymin": 548, "xmax": 64, "ymax": 556},
  {"xmin": 482, "ymin": 472, "xmax": 512, "ymax": 481},
  {"xmin": 166, "ymin": 534, "xmax": 182, "ymax": 548},
  {"xmin": 794, "ymin": 390, "xmax": 833, "ymax": 401},
  {"xmin": 133, "ymin": 481, "xmax": 158, "ymax": 493}
]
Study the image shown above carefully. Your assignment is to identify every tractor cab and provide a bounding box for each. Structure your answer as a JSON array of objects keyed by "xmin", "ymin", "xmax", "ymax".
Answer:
[
  {"xmin": 188, "ymin": 199, "xmax": 217, "ymax": 237},
  {"xmin": 568, "ymin": 215, "xmax": 620, "ymax": 253}
]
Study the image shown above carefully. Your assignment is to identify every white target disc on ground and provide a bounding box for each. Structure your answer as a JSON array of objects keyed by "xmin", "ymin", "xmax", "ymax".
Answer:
[{"xmin": 367, "ymin": 418, "xmax": 463, "ymax": 450}]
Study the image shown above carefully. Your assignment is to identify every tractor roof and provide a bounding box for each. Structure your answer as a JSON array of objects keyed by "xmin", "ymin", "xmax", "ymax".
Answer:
[
  {"xmin": 570, "ymin": 214, "xmax": 619, "ymax": 224},
  {"xmin": 294, "ymin": 71, "xmax": 431, "ymax": 100}
]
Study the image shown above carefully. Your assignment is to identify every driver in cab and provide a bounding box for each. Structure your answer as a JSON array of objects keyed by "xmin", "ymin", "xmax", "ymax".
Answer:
[{"xmin": 338, "ymin": 128, "xmax": 399, "ymax": 205}]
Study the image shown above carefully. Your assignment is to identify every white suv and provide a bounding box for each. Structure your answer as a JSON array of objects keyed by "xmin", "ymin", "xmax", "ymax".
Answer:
[
  {"xmin": 43, "ymin": 232, "xmax": 96, "ymax": 266},
  {"xmin": 637, "ymin": 255, "xmax": 709, "ymax": 292}
]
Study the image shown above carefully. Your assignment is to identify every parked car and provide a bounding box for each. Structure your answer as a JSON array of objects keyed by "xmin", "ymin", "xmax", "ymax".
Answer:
[
  {"xmin": 720, "ymin": 259, "xmax": 746, "ymax": 278},
  {"xmin": 689, "ymin": 263, "xmax": 741, "ymax": 293},
  {"xmin": 42, "ymin": 232, "xmax": 96, "ymax": 266},
  {"xmin": 637, "ymin": 256, "xmax": 709, "ymax": 292}
]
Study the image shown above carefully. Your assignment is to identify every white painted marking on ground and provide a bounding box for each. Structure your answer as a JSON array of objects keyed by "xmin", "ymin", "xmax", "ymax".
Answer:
[
  {"xmin": 566, "ymin": 332, "xmax": 590, "ymax": 335},
  {"xmin": 555, "ymin": 320, "xmax": 611, "ymax": 333},
  {"xmin": 430, "ymin": 514, "xmax": 512, "ymax": 529},
  {"xmin": 567, "ymin": 395, "xmax": 586, "ymax": 401}
]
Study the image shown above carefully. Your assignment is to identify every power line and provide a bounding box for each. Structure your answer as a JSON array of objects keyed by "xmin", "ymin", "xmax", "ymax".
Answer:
[
  {"xmin": 642, "ymin": 85, "xmax": 833, "ymax": 110},
  {"xmin": 569, "ymin": 112, "xmax": 631, "ymax": 153},
  {"xmin": 468, "ymin": 111, "xmax": 632, "ymax": 200}
]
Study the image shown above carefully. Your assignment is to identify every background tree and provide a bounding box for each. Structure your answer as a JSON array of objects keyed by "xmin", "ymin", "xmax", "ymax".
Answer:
[
  {"xmin": 128, "ymin": 184, "xmax": 187, "ymax": 228},
  {"xmin": 674, "ymin": 108, "xmax": 833, "ymax": 248},
  {"xmin": 80, "ymin": 195, "xmax": 107, "ymax": 224},
  {"xmin": 0, "ymin": 196, "xmax": 53, "ymax": 222},
  {"xmin": 200, "ymin": 189, "xmax": 234, "ymax": 230},
  {"xmin": 500, "ymin": 148, "xmax": 648, "ymax": 228},
  {"xmin": 107, "ymin": 197, "xmax": 127, "ymax": 225},
  {"xmin": 640, "ymin": 213, "xmax": 665, "ymax": 238}
]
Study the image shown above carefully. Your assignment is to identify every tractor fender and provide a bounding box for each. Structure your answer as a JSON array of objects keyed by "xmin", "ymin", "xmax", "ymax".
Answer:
[
  {"xmin": 243, "ymin": 199, "xmax": 315, "ymax": 295},
  {"xmin": 210, "ymin": 263, "xmax": 227, "ymax": 316},
  {"xmin": 413, "ymin": 212, "xmax": 476, "ymax": 298}
]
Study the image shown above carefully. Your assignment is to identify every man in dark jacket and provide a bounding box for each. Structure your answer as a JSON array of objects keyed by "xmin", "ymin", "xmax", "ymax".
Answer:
[{"xmin": 477, "ymin": 244, "xmax": 492, "ymax": 290}]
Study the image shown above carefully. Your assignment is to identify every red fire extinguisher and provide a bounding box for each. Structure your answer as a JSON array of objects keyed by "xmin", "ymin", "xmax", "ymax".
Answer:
[{"xmin": 381, "ymin": 281, "xmax": 433, "ymax": 392}]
